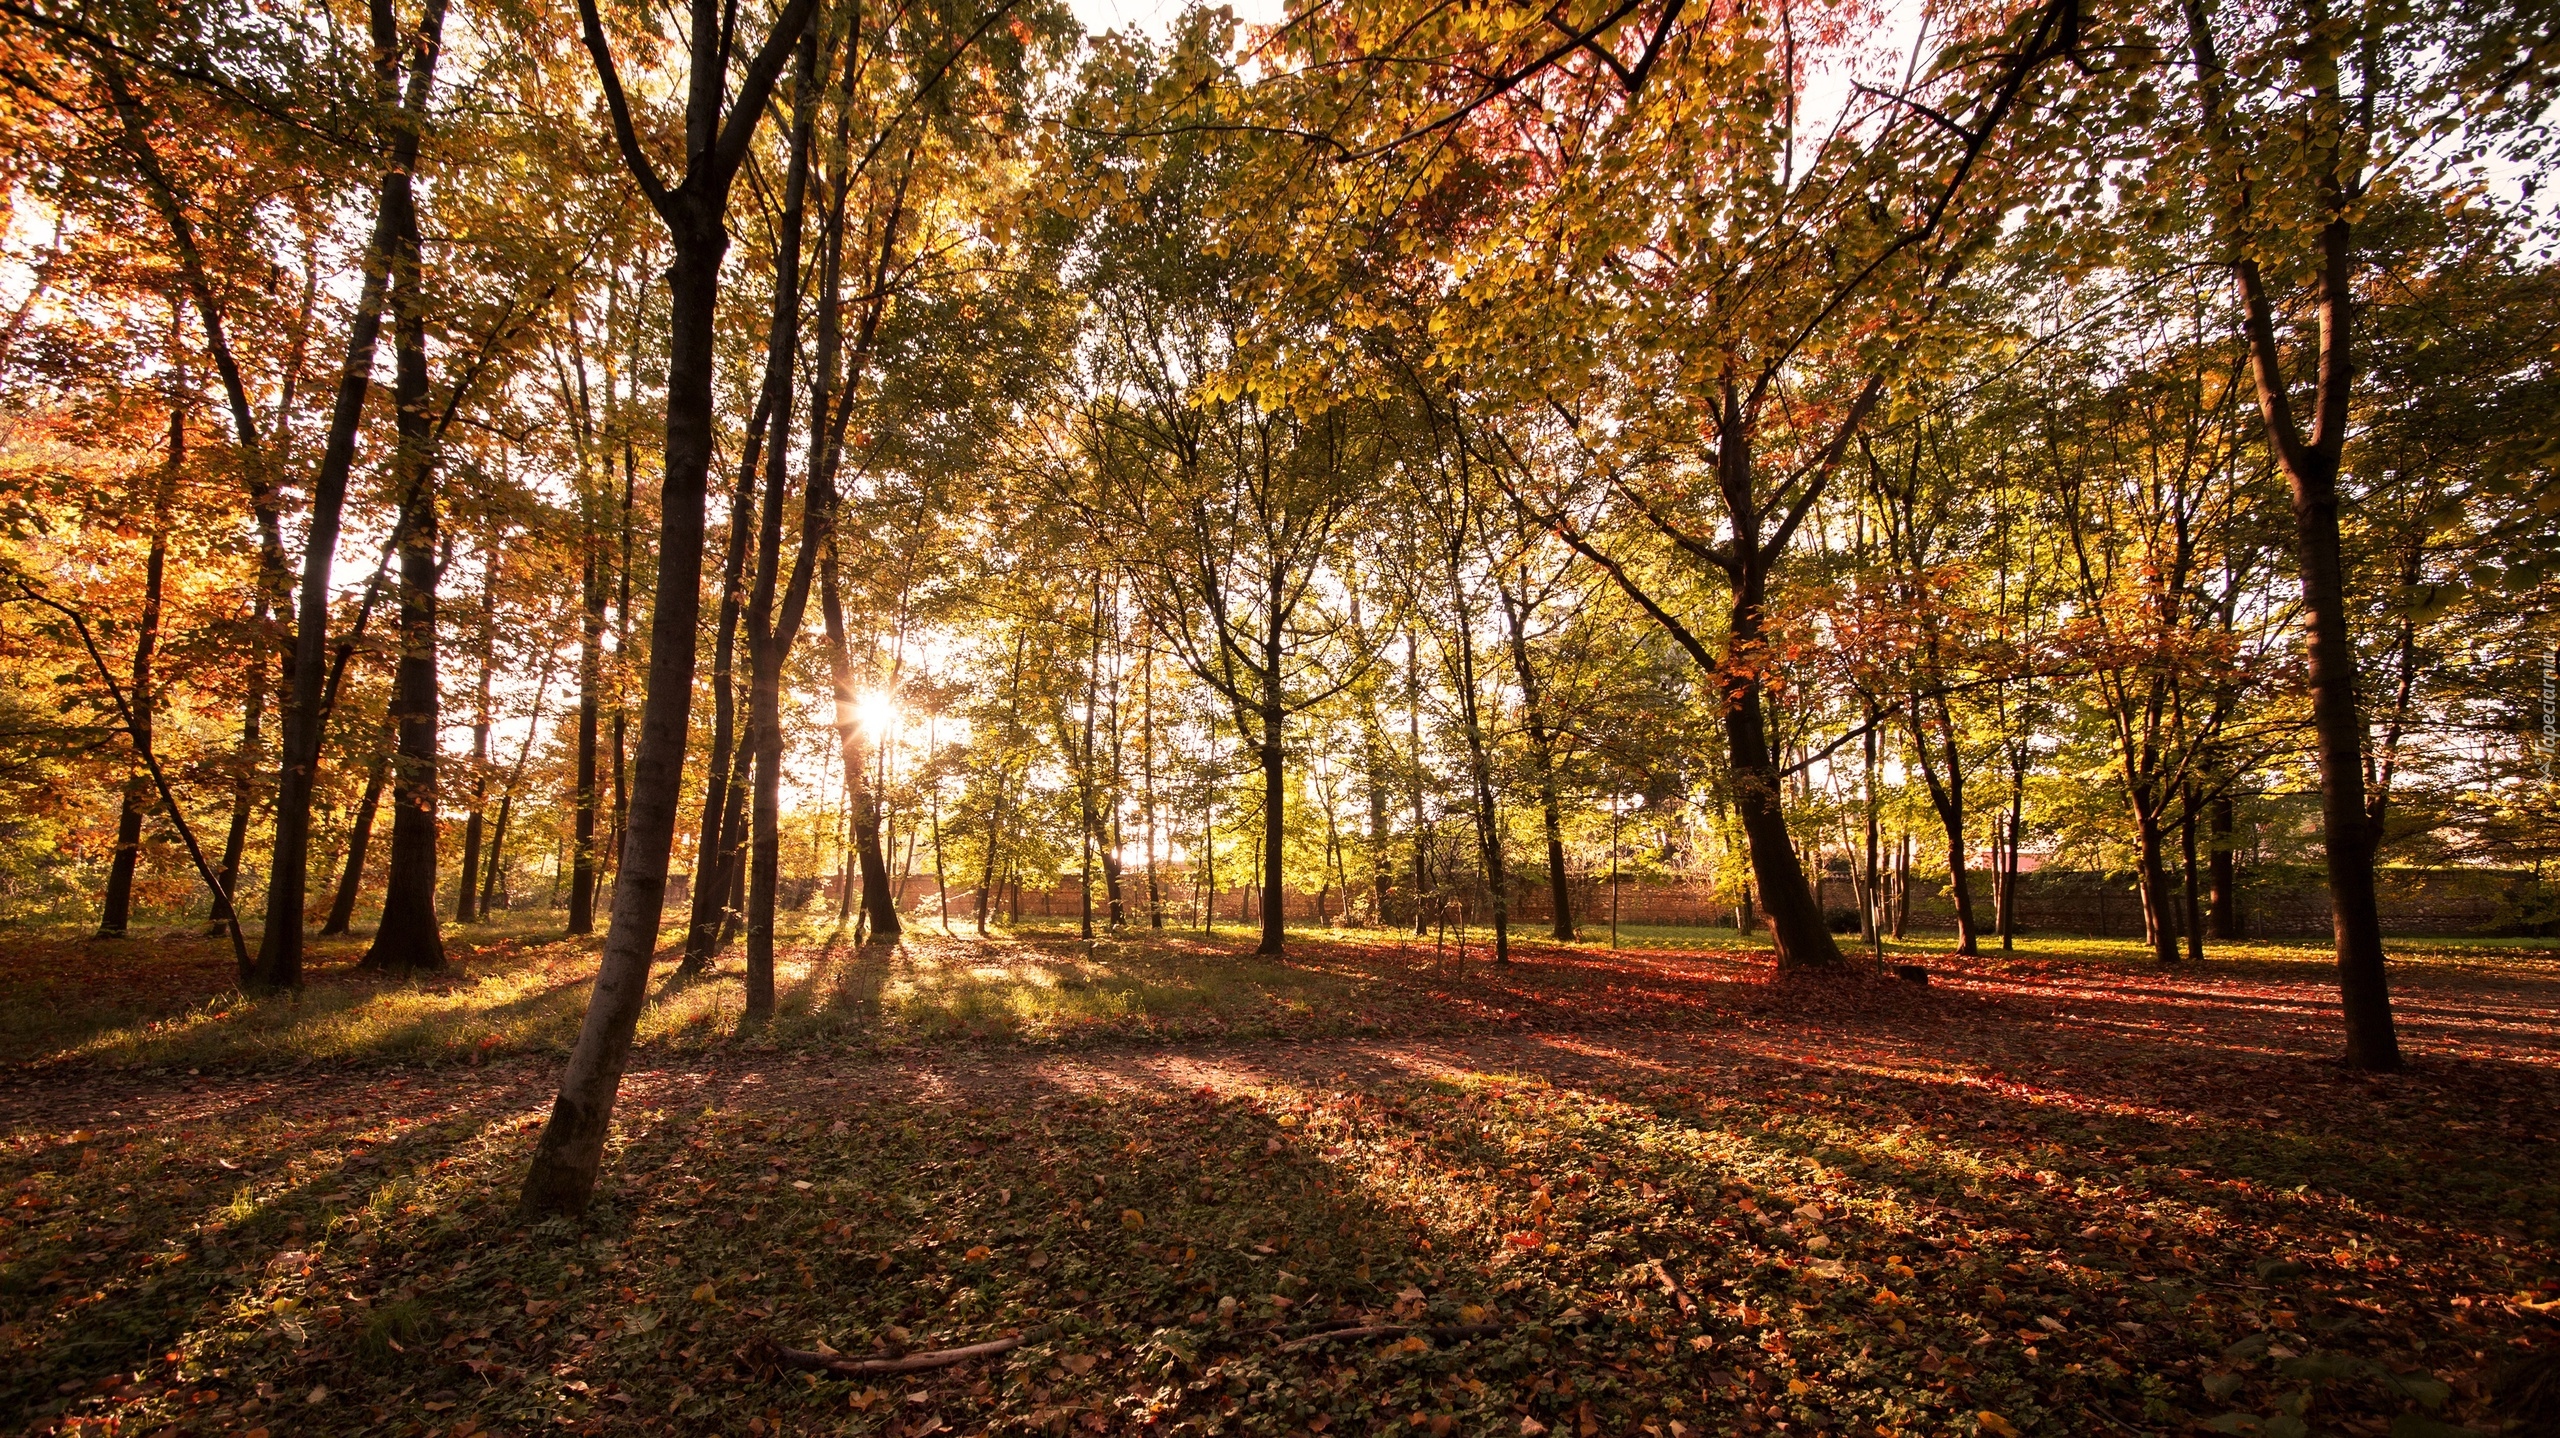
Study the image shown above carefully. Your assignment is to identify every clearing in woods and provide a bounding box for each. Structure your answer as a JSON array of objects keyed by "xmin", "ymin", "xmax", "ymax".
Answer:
[{"xmin": 2, "ymin": 926, "xmax": 2555, "ymax": 1436}]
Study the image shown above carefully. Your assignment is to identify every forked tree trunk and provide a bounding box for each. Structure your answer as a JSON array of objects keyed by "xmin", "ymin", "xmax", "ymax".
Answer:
[
  {"xmin": 2128, "ymin": 785, "xmax": 2178, "ymax": 964},
  {"xmin": 251, "ymin": 0, "xmax": 447, "ymax": 989},
  {"xmin": 2185, "ymin": 0, "xmax": 2397, "ymax": 1069},
  {"xmin": 521, "ymin": 0, "xmax": 821, "ymax": 1217},
  {"xmin": 1909, "ymin": 700, "xmax": 1979, "ymax": 957}
]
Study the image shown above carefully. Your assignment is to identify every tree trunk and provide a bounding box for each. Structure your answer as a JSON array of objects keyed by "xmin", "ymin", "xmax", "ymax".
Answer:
[
  {"xmin": 522, "ymin": 0, "xmax": 826, "ymax": 1199},
  {"xmin": 322, "ymin": 712, "xmax": 398, "ymax": 935},
  {"xmin": 2187, "ymin": 0, "xmax": 2398, "ymax": 1071},
  {"xmin": 741, "ymin": 25, "xmax": 821, "ymax": 1022},
  {"xmin": 2209, "ymin": 793, "xmax": 2239, "ymax": 938},
  {"xmin": 566, "ymin": 544, "xmax": 603, "ymax": 935},
  {"xmin": 456, "ymin": 559, "xmax": 496, "ymax": 923},
  {"xmin": 2182, "ymin": 783, "xmax": 2205, "ymax": 964},
  {"xmin": 1908, "ymin": 700, "xmax": 1978, "ymax": 956},
  {"xmin": 99, "ymin": 386, "xmax": 177, "ymax": 939},
  {"xmin": 1451, "ymin": 577, "xmax": 1509, "ymax": 965},
  {"xmin": 1499, "ymin": 579, "xmax": 1572, "ymax": 942},
  {"xmin": 250, "ymin": 0, "xmax": 446, "ymax": 989},
  {"xmin": 678, "ymin": 385, "xmax": 771, "ymax": 971},
  {"xmin": 2132, "ymin": 796, "xmax": 2177, "ymax": 964},
  {"xmin": 363, "ymin": 245, "xmax": 445, "ymax": 974},
  {"xmin": 1407, "ymin": 631, "xmax": 1428, "ymax": 936},
  {"xmin": 820, "ymin": 544, "xmax": 898, "ymax": 938},
  {"xmin": 1724, "ymin": 581, "xmax": 1840, "ymax": 969},
  {"xmin": 210, "ymin": 602, "xmax": 266, "ymax": 933}
]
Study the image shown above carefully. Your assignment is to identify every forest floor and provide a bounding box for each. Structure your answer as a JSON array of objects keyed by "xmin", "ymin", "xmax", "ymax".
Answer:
[{"xmin": 0, "ymin": 922, "xmax": 2555, "ymax": 1438}]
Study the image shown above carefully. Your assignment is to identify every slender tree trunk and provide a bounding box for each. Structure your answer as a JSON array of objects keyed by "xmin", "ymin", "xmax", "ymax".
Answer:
[
  {"xmin": 1407, "ymin": 630, "xmax": 1428, "ymax": 936},
  {"xmin": 1908, "ymin": 700, "xmax": 1979, "ymax": 956},
  {"xmin": 363, "ymin": 243, "xmax": 445, "ymax": 973},
  {"xmin": 1500, "ymin": 582, "xmax": 1572, "ymax": 942},
  {"xmin": 323, "ymin": 712, "xmax": 398, "ymax": 936},
  {"xmin": 210, "ymin": 603, "xmax": 265, "ymax": 933},
  {"xmin": 2132, "ymin": 795, "xmax": 2177, "ymax": 964},
  {"xmin": 251, "ymin": 0, "xmax": 446, "ymax": 989},
  {"xmin": 2209, "ymin": 793, "xmax": 2239, "ymax": 939},
  {"xmin": 1143, "ymin": 645, "xmax": 1162, "ymax": 928},
  {"xmin": 522, "ymin": 0, "xmax": 823, "ymax": 1208},
  {"xmin": 566, "ymin": 543, "xmax": 603, "ymax": 935},
  {"xmin": 741, "ymin": 26, "xmax": 821, "ymax": 1022},
  {"xmin": 1257, "ymin": 573, "xmax": 1287, "ymax": 958},
  {"xmin": 1450, "ymin": 575, "xmax": 1509, "ymax": 965},
  {"xmin": 2186, "ymin": 0, "xmax": 2398, "ymax": 1070},
  {"xmin": 678, "ymin": 387, "xmax": 770, "ymax": 971},
  {"xmin": 99, "ymin": 376, "xmax": 178, "ymax": 939},
  {"xmin": 456, "ymin": 548, "xmax": 497, "ymax": 923},
  {"xmin": 820, "ymin": 546, "xmax": 898, "ymax": 938},
  {"xmin": 978, "ymin": 631, "xmax": 1025, "ymax": 937},
  {"xmin": 2182, "ymin": 783, "xmax": 2205, "ymax": 964}
]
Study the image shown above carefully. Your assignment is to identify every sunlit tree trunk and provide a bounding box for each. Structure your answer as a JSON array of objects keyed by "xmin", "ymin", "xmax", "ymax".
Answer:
[{"xmin": 521, "ymin": 0, "xmax": 822, "ymax": 1216}]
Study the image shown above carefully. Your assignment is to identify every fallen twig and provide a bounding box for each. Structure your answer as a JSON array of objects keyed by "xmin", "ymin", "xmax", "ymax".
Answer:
[
  {"xmin": 1279, "ymin": 1322, "xmax": 1504, "ymax": 1351},
  {"xmin": 749, "ymin": 1325, "xmax": 1052, "ymax": 1377}
]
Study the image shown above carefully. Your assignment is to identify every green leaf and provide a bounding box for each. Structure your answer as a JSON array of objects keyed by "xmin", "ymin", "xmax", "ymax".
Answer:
[{"xmin": 2203, "ymin": 1372, "xmax": 2245, "ymax": 1402}]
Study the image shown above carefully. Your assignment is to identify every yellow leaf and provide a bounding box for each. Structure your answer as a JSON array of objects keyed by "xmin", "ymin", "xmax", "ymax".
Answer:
[
  {"xmin": 1978, "ymin": 1413, "xmax": 2020, "ymax": 1438},
  {"xmin": 1788, "ymin": 1378, "xmax": 1810, "ymax": 1395},
  {"xmin": 691, "ymin": 1282, "xmax": 717, "ymax": 1303},
  {"xmin": 1120, "ymin": 1208, "xmax": 1144, "ymax": 1231}
]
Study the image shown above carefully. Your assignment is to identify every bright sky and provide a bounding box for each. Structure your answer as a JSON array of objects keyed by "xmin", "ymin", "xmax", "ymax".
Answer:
[{"xmin": 1069, "ymin": 0, "xmax": 1282, "ymax": 41}]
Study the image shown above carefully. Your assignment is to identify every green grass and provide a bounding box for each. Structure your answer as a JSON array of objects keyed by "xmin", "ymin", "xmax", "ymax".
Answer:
[{"xmin": 8, "ymin": 912, "xmax": 2556, "ymax": 1077}]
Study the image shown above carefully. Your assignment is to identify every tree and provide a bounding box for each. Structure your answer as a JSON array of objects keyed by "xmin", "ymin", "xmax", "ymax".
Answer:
[{"xmin": 521, "ymin": 0, "xmax": 821, "ymax": 1217}]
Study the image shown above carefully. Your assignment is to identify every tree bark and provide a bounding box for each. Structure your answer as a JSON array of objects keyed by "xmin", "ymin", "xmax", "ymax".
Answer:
[
  {"xmin": 250, "ymin": 0, "xmax": 447, "ymax": 990},
  {"xmin": 742, "ymin": 23, "xmax": 822, "ymax": 1021},
  {"xmin": 1907, "ymin": 698, "xmax": 1979, "ymax": 956},
  {"xmin": 567, "ymin": 540, "xmax": 604, "ymax": 935},
  {"xmin": 821, "ymin": 545, "xmax": 898, "ymax": 938},
  {"xmin": 1498, "ymin": 576, "xmax": 1572, "ymax": 942},
  {"xmin": 2209, "ymin": 793, "xmax": 2239, "ymax": 939},
  {"xmin": 2184, "ymin": 0, "xmax": 2397, "ymax": 1068},
  {"xmin": 98, "ymin": 370, "xmax": 177, "ymax": 939},
  {"xmin": 520, "ymin": 0, "xmax": 821, "ymax": 1218},
  {"xmin": 677, "ymin": 387, "xmax": 771, "ymax": 971},
  {"xmin": 456, "ymin": 557, "xmax": 496, "ymax": 923},
  {"xmin": 322, "ymin": 712, "xmax": 398, "ymax": 936},
  {"xmin": 363, "ymin": 239, "xmax": 446, "ymax": 973}
]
